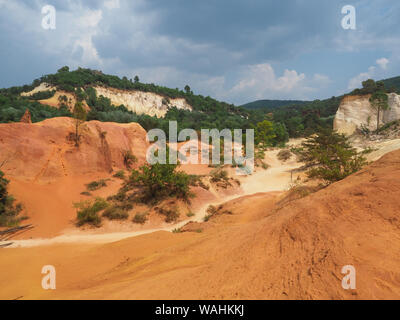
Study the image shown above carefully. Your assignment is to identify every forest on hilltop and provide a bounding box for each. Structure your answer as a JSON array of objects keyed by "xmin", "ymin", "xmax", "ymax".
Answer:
[{"xmin": 1, "ymin": 67, "xmax": 399, "ymax": 143}]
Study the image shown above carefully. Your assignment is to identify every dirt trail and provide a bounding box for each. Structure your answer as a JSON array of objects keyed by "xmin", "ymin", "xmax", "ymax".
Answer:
[{"xmin": 4, "ymin": 149, "xmax": 302, "ymax": 248}]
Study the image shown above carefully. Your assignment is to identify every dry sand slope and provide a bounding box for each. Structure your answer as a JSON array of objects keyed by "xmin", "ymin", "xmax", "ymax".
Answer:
[
  {"xmin": 4, "ymin": 148, "xmax": 302, "ymax": 247},
  {"xmin": 1, "ymin": 150, "xmax": 400, "ymax": 300}
]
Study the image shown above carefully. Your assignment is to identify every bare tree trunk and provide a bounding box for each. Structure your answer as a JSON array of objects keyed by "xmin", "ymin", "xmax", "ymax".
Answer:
[{"xmin": 377, "ymin": 107, "xmax": 380, "ymax": 131}]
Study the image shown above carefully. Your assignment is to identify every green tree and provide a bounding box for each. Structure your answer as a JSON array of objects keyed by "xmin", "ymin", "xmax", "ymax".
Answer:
[
  {"xmin": 299, "ymin": 128, "xmax": 367, "ymax": 184},
  {"xmin": 57, "ymin": 66, "xmax": 70, "ymax": 73},
  {"xmin": 134, "ymin": 75, "xmax": 140, "ymax": 83},
  {"xmin": 255, "ymin": 120, "xmax": 276, "ymax": 147},
  {"xmin": 73, "ymin": 102, "xmax": 87, "ymax": 147},
  {"xmin": 369, "ymin": 91, "xmax": 389, "ymax": 130},
  {"xmin": 184, "ymin": 85, "xmax": 191, "ymax": 95},
  {"xmin": 0, "ymin": 170, "xmax": 23, "ymax": 227},
  {"xmin": 273, "ymin": 122, "xmax": 289, "ymax": 146},
  {"xmin": 362, "ymin": 79, "xmax": 377, "ymax": 94},
  {"xmin": 128, "ymin": 163, "xmax": 192, "ymax": 203}
]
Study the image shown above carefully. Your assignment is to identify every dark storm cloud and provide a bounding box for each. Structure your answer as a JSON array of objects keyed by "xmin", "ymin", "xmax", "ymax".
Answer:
[{"xmin": 0, "ymin": 0, "xmax": 399, "ymax": 103}]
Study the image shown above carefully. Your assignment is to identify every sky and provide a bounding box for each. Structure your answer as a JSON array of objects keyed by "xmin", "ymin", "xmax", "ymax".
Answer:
[{"xmin": 0, "ymin": 0, "xmax": 399, "ymax": 105}]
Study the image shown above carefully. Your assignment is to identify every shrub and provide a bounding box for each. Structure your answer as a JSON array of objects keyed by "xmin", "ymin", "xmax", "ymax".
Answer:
[
  {"xmin": 122, "ymin": 150, "xmax": 137, "ymax": 169},
  {"xmin": 157, "ymin": 207, "xmax": 180, "ymax": 223},
  {"xmin": 102, "ymin": 206, "xmax": 129, "ymax": 221},
  {"xmin": 128, "ymin": 163, "xmax": 192, "ymax": 203},
  {"xmin": 261, "ymin": 162, "xmax": 270, "ymax": 170},
  {"xmin": 210, "ymin": 168, "xmax": 229, "ymax": 183},
  {"xmin": 133, "ymin": 212, "xmax": 148, "ymax": 224},
  {"xmin": 74, "ymin": 198, "xmax": 109, "ymax": 227},
  {"xmin": 0, "ymin": 170, "xmax": 26, "ymax": 227},
  {"xmin": 204, "ymin": 205, "xmax": 218, "ymax": 222},
  {"xmin": 86, "ymin": 179, "xmax": 108, "ymax": 191},
  {"xmin": 28, "ymin": 90, "xmax": 56, "ymax": 100},
  {"xmin": 187, "ymin": 212, "xmax": 195, "ymax": 217},
  {"xmin": 277, "ymin": 149, "xmax": 292, "ymax": 162},
  {"xmin": 113, "ymin": 170, "xmax": 125, "ymax": 179},
  {"xmin": 277, "ymin": 182, "xmax": 321, "ymax": 208}
]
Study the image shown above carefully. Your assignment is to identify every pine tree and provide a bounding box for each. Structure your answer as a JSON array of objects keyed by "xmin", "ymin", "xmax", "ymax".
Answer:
[{"xmin": 299, "ymin": 128, "xmax": 367, "ymax": 184}]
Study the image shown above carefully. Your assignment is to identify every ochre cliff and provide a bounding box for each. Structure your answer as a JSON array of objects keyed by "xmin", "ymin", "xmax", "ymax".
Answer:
[
  {"xmin": 334, "ymin": 93, "xmax": 400, "ymax": 135},
  {"xmin": 0, "ymin": 117, "xmax": 149, "ymax": 181}
]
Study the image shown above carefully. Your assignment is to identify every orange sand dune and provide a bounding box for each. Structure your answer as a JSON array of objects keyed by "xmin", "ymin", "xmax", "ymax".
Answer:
[{"xmin": 1, "ymin": 150, "xmax": 400, "ymax": 300}]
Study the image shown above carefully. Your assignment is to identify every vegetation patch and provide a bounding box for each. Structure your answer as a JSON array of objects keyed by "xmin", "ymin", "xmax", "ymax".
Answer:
[
  {"xmin": 102, "ymin": 206, "xmax": 129, "ymax": 221},
  {"xmin": 86, "ymin": 179, "xmax": 108, "ymax": 191},
  {"xmin": 133, "ymin": 212, "xmax": 148, "ymax": 225},
  {"xmin": 204, "ymin": 205, "xmax": 218, "ymax": 222},
  {"xmin": 122, "ymin": 151, "xmax": 138, "ymax": 169},
  {"xmin": 0, "ymin": 171, "xmax": 26, "ymax": 227},
  {"xmin": 124, "ymin": 162, "xmax": 194, "ymax": 204},
  {"xmin": 113, "ymin": 170, "xmax": 126, "ymax": 180},
  {"xmin": 298, "ymin": 128, "xmax": 367, "ymax": 185},
  {"xmin": 156, "ymin": 206, "xmax": 180, "ymax": 223},
  {"xmin": 277, "ymin": 149, "xmax": 292, "ymax": 162},
  {"xmin": 74, "ymin": 198, "xmax": 109, "ymax": 227}
]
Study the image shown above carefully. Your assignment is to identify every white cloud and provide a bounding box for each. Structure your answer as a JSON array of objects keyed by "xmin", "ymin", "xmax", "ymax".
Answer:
[
  {"xmin": 376, "ymin": 57, "xmax": 389, "ymax": 70},
  {"xmin": 229, "ymin": 63, "xmax": 310, "ymax": 101},
  {"xmin": 348, "ymin": 57, "xmax": 390, "ymax": 90},
  {"xmin": 104, "ymin": 0, "xmax": 120, "ymax": 10},
  {"xmin": 348, "ymin": 66, "xmax": 376, "ymax": 90}
]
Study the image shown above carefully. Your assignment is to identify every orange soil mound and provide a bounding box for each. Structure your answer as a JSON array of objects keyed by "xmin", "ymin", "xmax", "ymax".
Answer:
[
  {"xmin": 1, "ymin": 150, "xmax": 400, "ymax": 300},
  {"xmin": 0, "ymin": 117, "xmax": 149, "ymax": 237},
  {"xmin": 0, "ymin": 117, "xmax": 149, "ymax": 181}
]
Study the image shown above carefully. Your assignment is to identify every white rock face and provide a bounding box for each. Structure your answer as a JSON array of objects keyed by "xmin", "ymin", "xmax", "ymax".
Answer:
[
  {"xmin": 334, "ymin": 93, "xmax": 400, "ymax": 135},
  {"xmin": 21, "ymin": 83, "xmax": 56, "ymax": 96},
  {"xmin": 21, "ymin": 83, "xmax": 193, "ymax": 117},
  {"xmin": 94, "ymin": 86, "xmax": 192, "ymax": 117}
]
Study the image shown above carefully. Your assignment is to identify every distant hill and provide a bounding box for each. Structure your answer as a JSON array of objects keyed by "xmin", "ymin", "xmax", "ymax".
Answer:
[
  {"xmin": 242, "ymin": 76, "xmax": 400, "ymax": 112},
  {"xmin": 382, "ymin": 76, "xmax": 400, "ymax": 93},
  {"xmin": 241, "ymin": 99, "xmax": 310, "ymax": 110}
]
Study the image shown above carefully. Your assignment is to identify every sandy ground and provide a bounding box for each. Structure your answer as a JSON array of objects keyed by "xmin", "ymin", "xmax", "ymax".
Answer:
[{"xmin": 1, "ymin": 150, "xmax": 400, "ymax": 299}]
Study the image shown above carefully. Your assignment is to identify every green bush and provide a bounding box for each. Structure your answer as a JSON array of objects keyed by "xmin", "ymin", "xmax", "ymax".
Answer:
[
  {"xmin": 102, "ymin": 206, "xmax": 129, "ymax": 221},
  {"xmin": 204, "ymin": 205, "xmax": 218, "ymax": 222},
  {"xmin": 128, "ymin": 163, "xmax": 192, "ymax": 204},
  {"xmin": 86, "ymin": 179, "xmax": 108, "ymax": 191},
  {"xmin": 28, "ymin": 90, "xmax": 56, "ymax": 100},
  {"xmin": 210, "ymin": 168, "xmax": 229, "ymax": 183},
  {"xmin": 0, "ymin": 170, "xmax": 26, "ymax": 227},
  {"xmin": 277, "ymin": 149, "xmax": 292, "ymax": 162},
  {"xmin": 74, "ymin": 198, "xmax": 109, "ymax": 227},
  {"xmin": 113, "ymin": 170, "xmax": 126, "ymax": 179},
  {"xmin": 122, "ymin": 151, "xmax": 137, "ymax": 169},
  {"xmin": 133, "ymin": 212, "xmax": 148, "ymax": 224},
  {"xmin": 157, "ymin": 207, "xmax": 180, "ymax": 223}
]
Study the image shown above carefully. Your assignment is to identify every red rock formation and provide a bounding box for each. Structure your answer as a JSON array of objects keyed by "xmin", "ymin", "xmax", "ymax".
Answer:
[
  {"xmin": 0, "ymin": 117, "xmax": 149, "ymax": 181},
  {"xmin": 20, "ymin": 109, "xmax": 32, "ymax": 124}
]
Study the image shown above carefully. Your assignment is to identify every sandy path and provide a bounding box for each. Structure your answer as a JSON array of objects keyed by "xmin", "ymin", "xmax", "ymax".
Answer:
[{"xmin": 3, "ymin": 149, "xmax": 302, "ymax": 248}]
